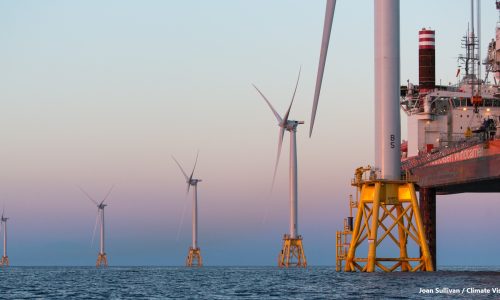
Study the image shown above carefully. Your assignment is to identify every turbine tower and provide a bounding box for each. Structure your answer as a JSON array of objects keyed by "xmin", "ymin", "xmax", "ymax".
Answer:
[
  {"xmin": 253, "ymin": 68, "xmax": 307, "ymax": 268},
  {"xmin": 0, "ymin": 209, "xmax": 9, "ymax": 267},
  {"xmin": 79, "ymin": 186, "xmax": 114, "ymax": 268},
  {"xmin": 172, "ymin": 152, "xmax": 203, "ymax": 267},
  {"xmin": 309, "ymin": 0, "xmax": 433, "ymax": 272}
]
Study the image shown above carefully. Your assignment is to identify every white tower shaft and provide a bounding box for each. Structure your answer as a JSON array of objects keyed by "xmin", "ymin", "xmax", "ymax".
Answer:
[
  {"xmin": 192, "ymin": 184, "xmax": 198, "ymax": 249},
  {"xmin": 289, "ymin": 129, "xmax": 298, "ymax": 238},
  {"xmin": 2, "ymin": 221, "xmax": 6, "ymax": 257},
  {"xmin": 374, "ymin": 0, "xmax": 401, "ymax": 180},
  {"xmin": 100, "ymin": 208, "xmax": 105, "ymax": 255}
]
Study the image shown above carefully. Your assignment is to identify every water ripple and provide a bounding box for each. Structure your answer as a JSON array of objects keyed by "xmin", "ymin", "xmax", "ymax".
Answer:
[{"xmin": 0, "ymin": 266, "xmax": 500, "ymax": 299}]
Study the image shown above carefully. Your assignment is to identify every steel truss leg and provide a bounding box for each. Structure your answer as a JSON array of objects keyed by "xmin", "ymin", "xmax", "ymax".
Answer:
[{"xmin": 344, "ymin": 181, "xmax": 434, "ymax": 272}]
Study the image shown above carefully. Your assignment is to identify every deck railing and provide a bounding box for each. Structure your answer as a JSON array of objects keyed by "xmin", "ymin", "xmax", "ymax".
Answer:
[{"xmin": 401, "ymin": 138, "xmax": 483, "ymax": 171}]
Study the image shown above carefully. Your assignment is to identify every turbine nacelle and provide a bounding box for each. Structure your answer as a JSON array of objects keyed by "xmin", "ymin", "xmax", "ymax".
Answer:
[
  {"xmin": 188, "ymin": 179, "xmax": 202, "ymax": 186},
  {"xmin": 281, "ymin": 120, "xmax": 305, "ymax": 131},
  {"xmin": 1, "ymin": 207, "xmax": 8, "ymax": 223}
]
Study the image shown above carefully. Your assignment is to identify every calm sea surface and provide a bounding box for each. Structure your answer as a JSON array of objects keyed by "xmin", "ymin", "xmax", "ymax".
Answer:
[{"xmin": 1, "ymin": 266, "xmax": 500, "ymax": 299}]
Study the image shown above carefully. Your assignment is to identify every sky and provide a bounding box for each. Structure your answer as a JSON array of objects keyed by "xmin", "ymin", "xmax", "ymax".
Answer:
[{"xmin": 0, "ymin": 0, "xmax": 499, "ymax": 266}]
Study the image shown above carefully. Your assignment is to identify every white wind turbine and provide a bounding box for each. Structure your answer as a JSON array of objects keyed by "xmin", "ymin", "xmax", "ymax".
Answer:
[
  {"xmin": 308, "ymin": 1, "xmax": 434, "ymax": 273},
  {"xmin": 0, "ymin": 207, "xmax": 9, "ymax": 267},
  {"xmin": 253, "ymin": 68, "xmax": 307, "ymax": 267},
  {"xmin": 172, "ymin": 152, "xmax": 203, "ymax": 267},
  {"xmin": 78, "ymin": 185, "xmax": 114, "ymax": 268}
]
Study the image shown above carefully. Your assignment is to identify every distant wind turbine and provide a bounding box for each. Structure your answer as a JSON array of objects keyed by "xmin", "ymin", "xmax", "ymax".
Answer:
[
  {"xmin": 172, "ymin": 152, "xmax": 203, "ymax": 267},
  {"xmin": 78, "ymin": 185, "xmax": 114, "ymax": 268},
  {"xmin": 0, "ymin": 207, "xmax": 9, "ymax": 267},
  {"xmin": 253, "ymin": 67, "xmax": 307, "ymax": 267}
]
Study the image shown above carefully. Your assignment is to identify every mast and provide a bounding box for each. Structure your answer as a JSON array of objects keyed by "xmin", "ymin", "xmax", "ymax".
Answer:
[
  {"xmin": 477, "ymin": 0, "xmax": 481, "ymax": 94},
  {"xmin": 472, "ymin": 0, "xmax": 476, "ymax": 78}
]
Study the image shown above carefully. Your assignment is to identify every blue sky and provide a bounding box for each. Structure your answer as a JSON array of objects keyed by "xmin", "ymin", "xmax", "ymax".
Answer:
[{"xmin": 0, "ymin": 0, "xmax": 499, "ymax": 266}]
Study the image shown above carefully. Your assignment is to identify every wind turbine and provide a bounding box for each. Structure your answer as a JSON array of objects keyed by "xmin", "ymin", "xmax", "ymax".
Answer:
[
  {"xmin": 78, "ymin": 185, "xmax": 114, "ymax": 268},
  {"xmin": 0, "ymin": 208, "xmax": 9, "ymax": 267},
  {"xmin": 253, "ymin": 67, "xmax": 307, "ymax": 268},
  {"xmin": 309, "ymin": 0, "xmax": 433, "ymax": 272},
  {"xmin": 172, "ymin": 152, "xmax": 203, "ymax": 267}
]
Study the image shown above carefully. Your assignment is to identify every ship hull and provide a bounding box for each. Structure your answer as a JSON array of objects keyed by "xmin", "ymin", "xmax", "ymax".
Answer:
[{"xmin": 408, "ymin": 140, "xmax": 500, "ymax": 194}]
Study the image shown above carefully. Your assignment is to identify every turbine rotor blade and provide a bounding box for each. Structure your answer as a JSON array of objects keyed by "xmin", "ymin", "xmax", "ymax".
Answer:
[
  {"xmin": 186, "ymin": 182, "xmax": 191, "ymax": 195},
  {"xmin": 175, "ymin": 193, "xmax": 189, "ymax": 242},
  {"xmin": 91, "ymin": 209, "xmax": 100, "ymax": 247},
  {"xmin": 271, "ymin": 127, "xmax": 285, "ymax": 192},
  {"xmin": 101, "ymin": 184, "xmax": 115, "ymax": 205},
  {"xmin": 252, "ymin": 84, "xmax": 283, "ymax": 123},
  {"xmin": 172, "ymin": 155, "xmax": 189, "ymax": 181},
  {"xmin": 310, "ymin": 0, "xmax": 336, "ymax": 137},
  {"xmin": 77, "ymin": 185, "xmax": 99, "ymax": 205},
  {"xmin": 283, "ymin": 67, "xmax": 302, "ymax": 124},
  {"xmin": 189, "ymin": 150, "xmax": 199, "ymax": 181}
]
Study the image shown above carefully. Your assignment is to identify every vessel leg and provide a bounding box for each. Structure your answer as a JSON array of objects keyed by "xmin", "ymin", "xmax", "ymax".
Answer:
[
  {"xmin": 411, "ymin": 184, "xmax": 434, "ymax": 271},
  {"xmin": 419, "ymin": 187, "xmax": 436, "ymax": 270}
]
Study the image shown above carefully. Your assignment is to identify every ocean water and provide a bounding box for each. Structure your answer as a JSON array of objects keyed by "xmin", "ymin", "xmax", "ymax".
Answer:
[{"xmin": 1, "ymin": 266, "xmax": 500, "ymax": 299}]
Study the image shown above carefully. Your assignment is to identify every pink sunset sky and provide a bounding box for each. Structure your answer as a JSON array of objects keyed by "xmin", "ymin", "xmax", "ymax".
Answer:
[{"xmin": 0, "ymin": 0, "xmax": 499, "ymax": 266}]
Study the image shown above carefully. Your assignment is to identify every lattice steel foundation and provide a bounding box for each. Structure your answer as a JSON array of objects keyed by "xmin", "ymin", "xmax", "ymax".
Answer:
[
  {"xmin": 0, "ymin": 256, "xmax": 8, "ymax": 267},
  {"xmin": 344, "ymin": 180, "xmax": 434, "ymax": 272},
  {"xmin": 186, "ymin": 247, "xmax": 202, "ymax": 267},
  {"xmin": 278, "ymin": 234, "xmax": 307, "ymax": 268},
  {"xmin": 96, "ymin": 253, "xmax": 108, "ymax": 268}
]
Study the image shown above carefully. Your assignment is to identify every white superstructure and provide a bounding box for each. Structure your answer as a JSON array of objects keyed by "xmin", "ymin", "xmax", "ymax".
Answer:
[{"xmin": 401, "ymin": 1, "xmax": 500, "ymax": 158}]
